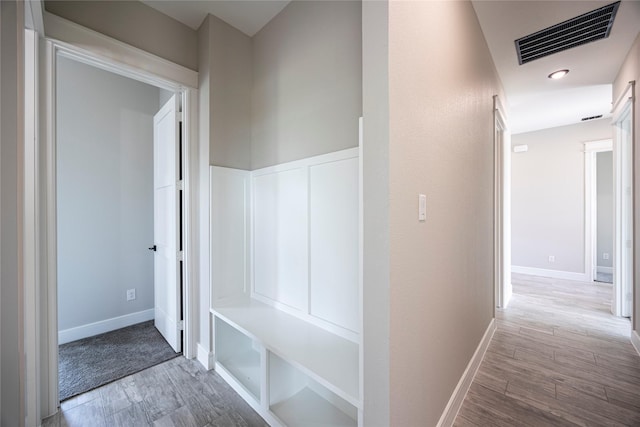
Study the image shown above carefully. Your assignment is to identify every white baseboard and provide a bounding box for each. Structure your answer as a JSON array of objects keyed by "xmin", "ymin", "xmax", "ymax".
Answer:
[
  {"xmin": 58, "ymin": 309, "xmax": 154, "ymax": 344},
  {"xmin": 512, "ymin": 265, "xmax": 589, "ymax": 282},
  {"xmin": 197, "ymin": 343, "xmax": 214, "ymax": 370},
  {"xmin": 437, "ymin": 318, "xmax": 496, "ymax": 427},
  {"xmin": 597, "ymin": 266, "xmax": 613, "ymax": 274},
  {"xmin": 631, "ymin": 330, "xmax": 640, "ymax": 357}
]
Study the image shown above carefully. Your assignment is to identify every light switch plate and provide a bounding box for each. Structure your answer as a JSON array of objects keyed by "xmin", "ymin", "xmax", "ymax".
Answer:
[{"xmin": 419, "ymin": 194, "xmax": 427, "ymax": 221}]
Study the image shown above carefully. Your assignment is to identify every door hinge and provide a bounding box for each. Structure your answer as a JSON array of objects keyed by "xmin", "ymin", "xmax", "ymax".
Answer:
[
  {"xmin": 178, "ymin": 320, "xmax": 184, "ymax": 330},
  {"xmin": 177, "ymin": 180, "xmax": 183, "ymax": 191},
  {"xmin": 178, "ymin": 251, "xmax": 184, "ymax": 261}
]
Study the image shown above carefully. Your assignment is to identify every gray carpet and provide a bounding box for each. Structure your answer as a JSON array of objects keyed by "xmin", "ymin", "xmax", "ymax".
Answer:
[{"xmin": 58, "ymin": 320, "xmax": 180, "ymax": 401}]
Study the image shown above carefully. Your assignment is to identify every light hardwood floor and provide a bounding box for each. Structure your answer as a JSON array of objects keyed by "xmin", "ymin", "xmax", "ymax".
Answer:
[
  {"xmin": 43, "ymin": 356, "xmax": 268, "ymax": 427},
  {"xmin": 454, "ymin": 273, "xmax": 640, "ymax": 426}
]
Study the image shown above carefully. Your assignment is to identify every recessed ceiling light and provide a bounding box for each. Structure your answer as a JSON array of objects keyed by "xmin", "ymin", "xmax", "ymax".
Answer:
[{"xmin": 548, "ymin": 69, "xmax": 569, "ymax": 80}]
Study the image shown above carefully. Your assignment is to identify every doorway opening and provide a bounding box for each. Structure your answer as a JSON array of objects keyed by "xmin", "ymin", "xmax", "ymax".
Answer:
[
  {"xmin": 584, "ymin": 139, "xmax": 613, "ymax": 286},
  {"xmin": 595, "ymin": 150, "xmax": 614, "ymax": 284},
  {"xmin": 55, "ymin": 54, "xmax": 185, "ymax": 401},
  {"xmin": 37, "ymin": 36, "xmax": 198, "ymax": 416}
]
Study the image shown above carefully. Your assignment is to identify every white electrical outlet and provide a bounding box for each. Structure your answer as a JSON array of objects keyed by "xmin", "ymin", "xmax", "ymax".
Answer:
[
  {"xmin": 603, "ymin": 253, "xmax": 610, "ymax": 260},
  {"xmin": 548, "ymin": 255, "xmax": 555, "ymax": 263},
  {"xmin": 126, "ymin": 289, "xmax": 136, "ymax": 301}
]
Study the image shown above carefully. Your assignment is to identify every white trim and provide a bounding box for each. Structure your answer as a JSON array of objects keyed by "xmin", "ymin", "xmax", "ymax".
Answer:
[
  {"xmin": 250, "ymin": 293, "xmax": 359, "ymax": 343},
  {"xmin": 43, "ymin": 12, "xmax": 197, "ymax": 88},
  {"xmin": 436, "ymin": 319, "xmax": 496, "ymax": 427},
  {"xmin": 44, "ymin": 39, "xmax": 59, "ymax": 417},
  {"xmin": 611, "ymin": 82, "xmax": 635, "ymax": 318},
  {"xmin": 584, "ymin": 139, "xmax": 613, "ymax": 153},
  {"xmin": 494, "ymin": 95, "xmax": 511, "ymax": 309},
  {"xmin": 584, "ymin": 139, "xmax": 613, "ymax": 283},
  {"xmin": 24, "ymin": 27, "xmax": 41, "ymax": 427},
  {"xmin": 631, "ymin": 330, "xmax": 640, "ymax": 357},
  {"xmin": 358, "ymin": 117, "xmax": 364, "ymax": 427},
  {"xmin": 58, "ymin": 309, "xmax": 154, "ymax": 344},
  {"xmin": 597, "ymin": 266, "xmax": 614, "ymax": 274},
  {"xmin": 197, "ymin": 343, "xmax": 214, "ymax": 370},
  {"xmin": 512, "ymin": 266, "xmax": 589, "ymax": 282},
  {"xmin": 251, "ymin": 147, "xmax": 360, "ymax": 177},
  {"xmin": 612, "ymin": 81, "xmax": 635, "ymax": 113}
]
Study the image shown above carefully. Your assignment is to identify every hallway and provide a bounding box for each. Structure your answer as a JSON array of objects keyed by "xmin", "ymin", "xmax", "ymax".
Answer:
[{"xmin": 455, "ymin": 273, "xmax": 640, "ymax": 426}]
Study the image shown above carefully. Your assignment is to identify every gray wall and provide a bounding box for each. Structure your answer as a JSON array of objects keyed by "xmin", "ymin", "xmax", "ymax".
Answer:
[
  {"xmin": 386, "ymin": 2, "xmax": 501, "ymax": 424},
  {"xmin": 207, "ymin": 14, "xmax": 252, "ymax": 170},
  {"xmin": 1, "ymin": 1, "xmax": 25, "ymax": 424},
  {"xmin": 44, "ymin": 0, "xmax": 198, "ymax": 71},
  {"xmin": 511, "ymin": 120, "xmax": 612, "ymax": 274},
  {"xmin": 613, "ymin": 32, "xmax": 640, "ymax": 331},
  {"xmin": 251, "ymin": 0, "xmax": 362, "ymax": 169},
  {"xmin": 57, "ymin": 57, "xmax": 159, "ymax": 331},
  {"xmin": 597, "ymin": 151, "xmax": 614, "ymax": 270},
  {"xmin": 159, "ymin": 88, "xmax": 174, "ymax": 108}
]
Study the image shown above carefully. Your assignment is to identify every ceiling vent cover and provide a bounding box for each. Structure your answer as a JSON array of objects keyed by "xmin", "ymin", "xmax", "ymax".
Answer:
[{"xmin": 515, "ymin": 1, "xmax": 620, "ymax": 65}]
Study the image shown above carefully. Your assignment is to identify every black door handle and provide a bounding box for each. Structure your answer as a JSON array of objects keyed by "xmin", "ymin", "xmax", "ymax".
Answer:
[{"xmin": 148, "ymin": 245, "xmax": 157, "ymax": 252}]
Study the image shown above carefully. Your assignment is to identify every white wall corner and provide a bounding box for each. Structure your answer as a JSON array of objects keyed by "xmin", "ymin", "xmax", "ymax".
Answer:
[
  {"xmin": 631, "ymin": 330, "xmax": 640, "ymax": 357},
  {"xmin": 197, "ymin": 343, "xmax": 214, "ymax": 370},
  {"xmin": 58, "ymin": 309, "xmax": 154, "ymax": 344},
  {"xmin": 436, "ymin": 318, "xmax": 496, "ymax": 427},
  {"xmin": 511, "ymin": 266, "xmax": 589, "ymax": 282}
]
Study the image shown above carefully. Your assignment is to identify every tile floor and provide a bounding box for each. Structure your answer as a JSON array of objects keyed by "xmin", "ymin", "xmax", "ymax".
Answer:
[
  {"xmin": 45, "ymin": 273, "xmax": 640, "ymax": 426},
  {"xmin": 43, "ymin": 356, "xmax": 268, "ymax": 427},
  {"xmin": 454, "ymin": 273, "xmax": 640, "ymax": 426}
]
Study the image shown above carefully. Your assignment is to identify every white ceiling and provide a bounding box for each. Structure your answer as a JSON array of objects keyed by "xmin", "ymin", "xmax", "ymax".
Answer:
[
  {"xmin": 472, "ymin": 0, "xmax": 640, "ymax": 134},
  {"xmin": 141, "ymin": 0, "xmax": 290, "ymax": 36},
  {"xmin": 143, "ymin": 0, "xmax": 640, "ymax": 135}
]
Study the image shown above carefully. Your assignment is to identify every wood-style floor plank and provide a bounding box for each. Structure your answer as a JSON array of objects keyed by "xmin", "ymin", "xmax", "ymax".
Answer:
[
  {"xmin": 42, "ymin": 357, "xmax": 267, "ymax": 427},
  {"xmin": 454, "ymin": 273, "xmax": 640, "ymax": 427}
]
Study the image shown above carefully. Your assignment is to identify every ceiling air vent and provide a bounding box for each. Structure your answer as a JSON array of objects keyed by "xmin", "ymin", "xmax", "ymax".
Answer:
[
  {"xmin": 515, "ymin": 1, "xmax": 620, "ymax": 65},
  {"xmin": 581, "ymin": 114, "xmax": 603, "ymax": 121}
]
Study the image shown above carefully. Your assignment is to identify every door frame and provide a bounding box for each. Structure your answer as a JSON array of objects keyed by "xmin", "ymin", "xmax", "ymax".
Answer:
[
  {"xmin": 611, "ymin": 81, "xmax": 635, "ymax": 318},
  {"xmin": 494, "ymin": 95, "xmax": 512, "ymax": 310},
  {"xmin": 37, "ymin": 30, "xmax": 199, "ymax": 416}
]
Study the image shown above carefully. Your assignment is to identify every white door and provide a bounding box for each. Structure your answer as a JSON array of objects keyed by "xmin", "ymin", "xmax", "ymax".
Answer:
[{"xmin": 153, "ymin": 95, "xmax": 182, "ymax": 352}]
